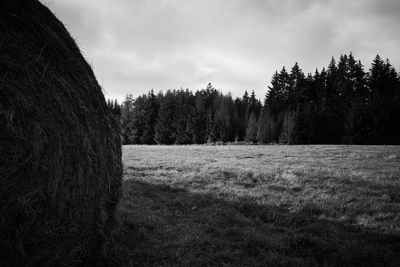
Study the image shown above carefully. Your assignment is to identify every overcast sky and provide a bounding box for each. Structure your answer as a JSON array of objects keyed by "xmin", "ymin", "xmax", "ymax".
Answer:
[{"xmin": 42, "ymin": 0, "xmax": 400, "ymax": 101}]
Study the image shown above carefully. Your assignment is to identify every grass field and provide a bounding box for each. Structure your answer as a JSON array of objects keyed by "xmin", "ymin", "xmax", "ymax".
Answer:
[{"xmin": 113, "ymin": 145, "xmax": 400, "ymax": 266}]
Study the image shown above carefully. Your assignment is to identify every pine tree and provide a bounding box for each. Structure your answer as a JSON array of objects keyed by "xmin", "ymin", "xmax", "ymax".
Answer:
[
  {"xmin": 120, "ymin": 94, "xmax": 136, "ymax": 144},
  {"xmin": 203, "ymin": 83, "xmax": 219, "ymax": 140},
  {"xmin": 242, "ymin": 90, "xmax": 250, "ymax": 123},
  {"xmin": 175, "ymin": 89, "xmax": 194, "ymax": 144},
  {"xmin": 367, "ymin": 56, "xmax": 400, "ymax": 143},
  {"xmin": 321, "ymin": 57, "xmax": 343, "ymax": 143},
  {"xmin": 234, "ymin": 97, "xmax": 247, "ymax": 141},
  {"xmin": 265, "ymin": 71, "xmax": 282, "ymax": 117},
  {"xmin": 191, "ymin": 91, "xmax": 207, "ymax": 144},
  {"xmin": 266, "ymin": 112, "xmax": 277, "ymax": 143},
  {"xmin": 343, "ymin": 54, "xmax": 368, "ymax": 143},
  {"xmin": 256, "ymin": 108, "xmax": 268, "ymax": 143},
  {"xmin": 289, "ymin": 62, "xmax": 306, "ymax": 106},
  {"xmin": 279, "ymin": 111, "xmax": 295, "ymax": 144},
  {"xmin": 289, "ymin": 107, "xmax": 309, "ymax": 144},
  {"xmin": 154, "ymin": 91, "xmax": 176, "ymax": 144},
  {"xmin": 248, "ymin": 90, "xmax": 261, "ymax": 117},
  {"xmin": 344, "ymin": 97, "xmax": 371, "ymax": 144},
  {"xmin": 141, "ymin": 90, "xmax": 159, "ymax": 144},
  {"xmin": 209, "ymin": 95, "xmax": 234, "ymax": 142},
  {"xmin": 114, "ymin": 99, "xmax": 121, "ymax": 115},
  {"xmin": 245, "ymin": 112, "xmax": 258, "ymax": 143}
]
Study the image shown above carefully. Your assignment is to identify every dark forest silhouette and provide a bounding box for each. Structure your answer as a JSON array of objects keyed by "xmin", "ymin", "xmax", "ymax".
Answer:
[{"xmin": 108, "ymin": 53, "xmax": 400, "ymax": 145}]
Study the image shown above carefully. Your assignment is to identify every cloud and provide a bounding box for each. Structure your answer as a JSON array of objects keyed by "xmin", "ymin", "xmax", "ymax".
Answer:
[{"xmin": 42, "ymin": 0, "xmax": 400, "ymax": 101}]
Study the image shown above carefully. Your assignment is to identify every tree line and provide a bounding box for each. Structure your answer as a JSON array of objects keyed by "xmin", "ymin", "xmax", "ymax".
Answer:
[{"xmin": 107, "ymin": 53, "xmax": 400, "ymax": 145}]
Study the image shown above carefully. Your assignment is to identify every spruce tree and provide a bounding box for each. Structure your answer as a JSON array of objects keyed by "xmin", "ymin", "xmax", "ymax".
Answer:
[
  {"xmin": 141, "ymin": 90, "xmax": 159, "ymax": 144},
  {"xmin": 279, "ymin": 111, "xmax": 295, "ymax": 144},
  {"xmin": 154, "ymin": 91, "xmax": 176, "ymax": 144},
  {"xmin": 175, "ymin": 89, "xmax": 194, "ymax": 144},
  {"xmin": 120, "ymin": 94, "xmax": 136, "ymax": 144},
  {"xmin": 245, "ymin": 112, "xmax": 258, "ymax": 143},
  {"xmin": 192, "ymin": 91, "xmax": 207, "ymax": 144},
  {"xmin": 289, "ymin": 62, "xmax": 306, "ymax": 106},
  {"xmin": 256, "ymin": 108, "xmax": 268, "ymax": 143}
]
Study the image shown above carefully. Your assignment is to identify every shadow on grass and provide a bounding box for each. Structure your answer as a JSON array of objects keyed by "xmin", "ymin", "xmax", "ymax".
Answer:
[{"xmin": 111, "ymin": 179, "xmax": 400, "ymax": 267}]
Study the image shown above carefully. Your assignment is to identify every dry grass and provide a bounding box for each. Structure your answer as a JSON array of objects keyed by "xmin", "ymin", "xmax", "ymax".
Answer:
[{"xmin": 115, "ymin": 145, "xmax": 400, "ymax": 266}]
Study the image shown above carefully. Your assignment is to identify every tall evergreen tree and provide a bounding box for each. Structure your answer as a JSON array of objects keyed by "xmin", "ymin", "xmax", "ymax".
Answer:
[
  {"xmin": 279, "ymin": 111, "xmax": 295, "ymax": 144},
  {"xmin": 154, "ymin": 91, "xmax": 177, "ymax": 144},
  {"xmin": 256, "ymin": 108, "xmax": 268, "ymax": 143},
  {"xmin": 245, "ymin": 112, "xmax": 258, "ymax": 142},
  {"xmin": 141, "ymin": 90, "xmax": 159, "ymax": 144},
  {"xmin": 289, "ymin": 62, "xmax": 306, "ymax": 106},
  {"xmin": 192, "ymin": 91, "xmax": 207, "ymax": 144},
  {"xmin": 367, "ymin": 56, "xmax": 400, "ymax": 143},
  {"xmin": 234, "ymin": 97, "xmax": 247, "ymax": 141},
  {"xmin": 120, "ymin": 94, "xmax": 138, "ymax": 144},
  {"xmin": 175, "ymin": 89, "xmax": 194, "ymax": 144}
]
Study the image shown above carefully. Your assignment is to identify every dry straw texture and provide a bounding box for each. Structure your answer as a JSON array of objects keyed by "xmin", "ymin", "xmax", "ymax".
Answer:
[{"xmin": 0, "ymin": 0, "xmax": 122, "ymax": 265}]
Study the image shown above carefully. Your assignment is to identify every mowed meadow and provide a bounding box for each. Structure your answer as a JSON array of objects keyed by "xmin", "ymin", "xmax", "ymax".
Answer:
[{"xmin": 114, "ymin": 145, "xmax": 400, "ymax": 266}]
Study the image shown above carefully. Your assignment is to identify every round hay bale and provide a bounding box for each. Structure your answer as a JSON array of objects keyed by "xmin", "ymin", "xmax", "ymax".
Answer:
[{"xmin": 0, "ymin": 1, "xmax": 122, "ymax": 265}]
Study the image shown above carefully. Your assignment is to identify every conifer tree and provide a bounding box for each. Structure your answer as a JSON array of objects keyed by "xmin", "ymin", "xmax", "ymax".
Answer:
[
  {"xmin": 289, "ymin": 62, "xmax": 306, "ymax": 106},
  {"xmin": 367, "ymin": 56, "xmax": 400, "ymax": 143},
  {"xmin": 234, "ymin": 97, "xmax": 247, "ymax": 141},
  {"xmin": 154, "ymin": 91, "xmax": 176, "ymax": 144},
  {"xmin": 245, "ymin": 112, "xmax": 258, "ymax": 142},
  {"xmin": 192, "ymin": 91, "xmax": 207, "ymax": 143},
  {"xmin": 175, "ymin": 89, "xmax": 194, "ymax": 144},
  {"xmin": 256, "ymin": 108, "xmax": 268, "ymax": 143},
  {"xmin": 120, "ymin": 94, "xmax": 136, "ymax": 144},
  {"xmin": 141, "ymin": 90, "xmax": 159, "ymax": 144},
  {"xmin": 279, "ymin": 111, "xmax": 295, "ymax": 144}
]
